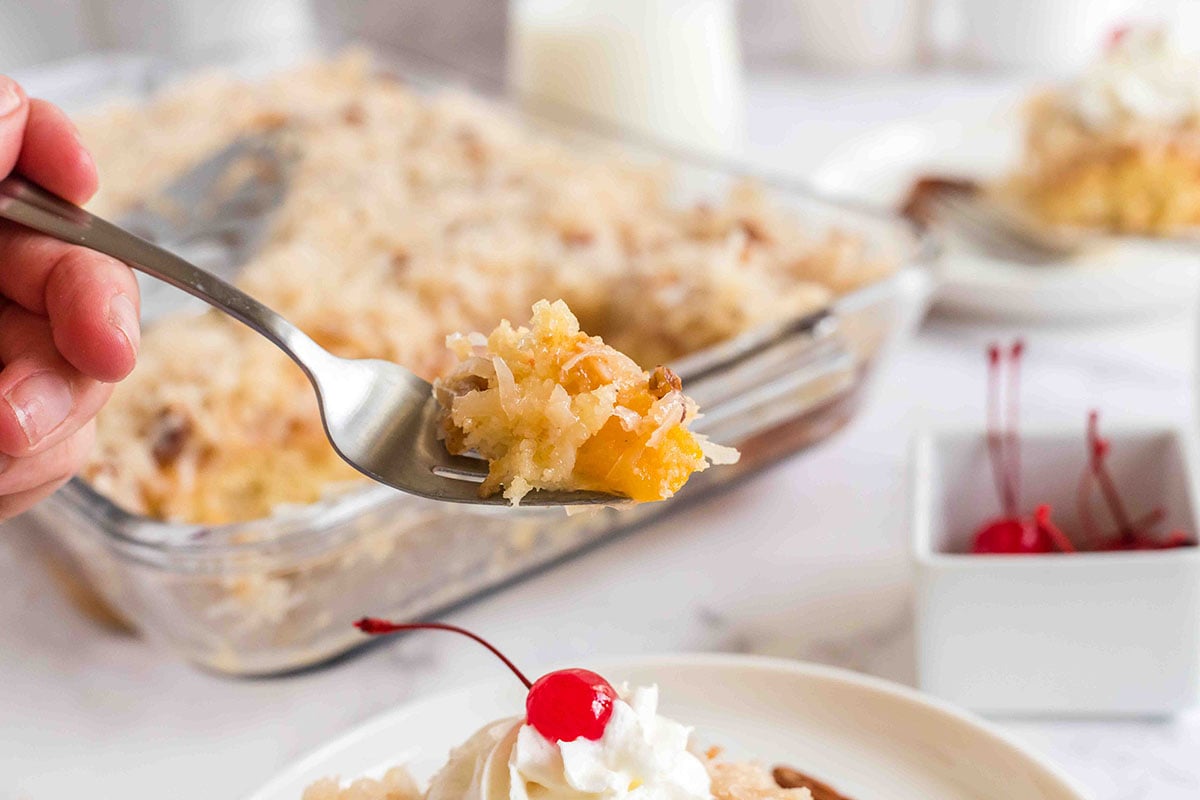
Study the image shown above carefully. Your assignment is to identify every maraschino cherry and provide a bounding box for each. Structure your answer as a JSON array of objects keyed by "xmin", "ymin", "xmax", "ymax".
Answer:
[
  {"xmin": 355, "ymin": 618, "xmax": 617, "ymax": 742},
  {"xmin": 973, "ymin": 504, "xmax": 1074, "ymax": 554},
  {"xmin": 526, "ymin": 668, "xmax": 617, "ymax": 742},
  {"xmin": 970, "ymin": 341, "xmax": 1074, "ymax": 554}
]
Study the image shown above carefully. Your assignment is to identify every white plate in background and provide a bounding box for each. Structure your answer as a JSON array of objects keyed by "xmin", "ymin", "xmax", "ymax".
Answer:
[
  {"xmin": 246, "ymin": 654, "xmax": 1087, "ymax": 800},
  {"xmin": 810, "ymin": 116, "xmax": 1200, "ymax": 321}
]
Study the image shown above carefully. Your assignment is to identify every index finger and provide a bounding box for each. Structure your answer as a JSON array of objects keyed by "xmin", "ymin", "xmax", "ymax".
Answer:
[
  {"xmin": 17, "ymin": 98, "xmax": 98, "ymax": 204},
  {"xmin": 0, "ymin": 75, "xmax": 30, "ymax": 178},
  {"xmin": 0, "ymin": 224, "xmax": 140, "ymax": 383},
  {"xmin": 0, "ymin": 76, "xmax": 98, "ymax": 203}
]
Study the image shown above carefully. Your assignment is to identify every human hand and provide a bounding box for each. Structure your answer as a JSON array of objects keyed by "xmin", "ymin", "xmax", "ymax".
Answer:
[{"xmin": 0, "ymin": 75, "xmax": 140, "ymax": 520}]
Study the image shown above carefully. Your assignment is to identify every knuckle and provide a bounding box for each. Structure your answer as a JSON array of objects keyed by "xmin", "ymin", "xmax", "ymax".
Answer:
[
  {"xmin": 46, "ymin": 247, "xmax": 129, "ymax": 304},
  {"xmin": 0, "ymin": 299, "xmax": 21, "ymax": 331}
]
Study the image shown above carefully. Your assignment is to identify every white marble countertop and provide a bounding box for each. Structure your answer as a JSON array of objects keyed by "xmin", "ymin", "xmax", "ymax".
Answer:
[{"xmin": 2, "ymin": 68, "xmax": 1199, "ymax": 800}]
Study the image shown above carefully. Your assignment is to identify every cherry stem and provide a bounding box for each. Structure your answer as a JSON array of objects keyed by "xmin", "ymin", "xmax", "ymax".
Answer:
[
  {"xmin": 1035, "ymin": 504, "xmax": 1076, "ymax": 553},
  {"xmin": 986, "ymin": 344, "xmax": 1013, "ymax": 517},
  {"xmin": 1087, "ymin": 411, "xmax": 1136, "ymax": 540},
  {"xmin": 1098, "ymin": 507, "xmax": 1166, "ymax": 544},
  {"xmin": 355, "ymin": 618, "xmax": 534, "ymax": 689},
  {"xmin": 1077, "ymin": 462, "xmax": 1097, "ymax": 543},
  {"xmin": 1005, "ymin": 340, "xmax": 1024, "ymax": 516},
  {"xmin": 1133, "ymin": 507, "xmax": 1167, "ymax": 530}
]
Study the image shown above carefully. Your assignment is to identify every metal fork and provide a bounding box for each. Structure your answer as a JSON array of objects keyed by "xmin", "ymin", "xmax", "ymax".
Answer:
[
  {"xmin": 0, "ymin": 173, "xmax": 617, "ymax": 507},
  {"xmin": 929, "ymin": 187, "xmax": 1091, "ymax": 265},
  {"xmin": 116, "ymin": 134, "xmax": 289, "ymax": 322}
]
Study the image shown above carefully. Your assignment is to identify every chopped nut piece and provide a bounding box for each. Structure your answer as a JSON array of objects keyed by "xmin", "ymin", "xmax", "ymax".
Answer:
[
  {"xmin": 253, "ymin": 109, "xmax": 289, "ymax": 130},
  {"xmin": 458, "ymin": 129, "xmax": 487, "ymax": 165},
  {"xmin": 739, "ymin": 218, "xmax": 772, "ymax": 244},
  {"xmin": 149, "ymin": 407, "xmax": 193, "ymax": 468},
  {"xmin": 561, "ymin": 230, "xmax": 595, "ymax": 247},
  {"xmin": 648, "ymin": 365, "xmax": 682, "ymax": 398},
  {"xmin": 390, "ymin": 250, "xmax": 410, "ymax": 277}
]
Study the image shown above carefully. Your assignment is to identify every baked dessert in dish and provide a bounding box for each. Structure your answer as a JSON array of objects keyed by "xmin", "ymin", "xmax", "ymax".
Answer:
[
  {"xmin": 305, "ymin": 622, "xmax": 846, "ymax": 800},
  {"xmin": 1001, "ymin": 26, "xmax": 1200, "ymax": 235},
  {"xmin": 435, "ymin": 300, "xmax": 737, "ymax": 504},
  {"xmin": 78, "ymin": 53, "xmax": 890, "ymax": 524}
]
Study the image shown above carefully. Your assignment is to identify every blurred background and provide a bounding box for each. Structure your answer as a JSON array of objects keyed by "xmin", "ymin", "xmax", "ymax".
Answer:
[{"xmin": 3, "ymin": 0, "xmax": 1199, "ymax": 77}]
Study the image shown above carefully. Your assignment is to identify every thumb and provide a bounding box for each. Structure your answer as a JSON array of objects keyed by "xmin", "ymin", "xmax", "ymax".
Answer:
[{"xmin": 0, "ymin": 75, "xmax": 30, "ymax": 178}]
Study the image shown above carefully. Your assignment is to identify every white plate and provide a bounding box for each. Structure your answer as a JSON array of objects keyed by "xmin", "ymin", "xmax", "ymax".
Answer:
[
  {"xmin": 246, "ymin": 654, "xmax": 1087, "ymax": 800},
  {"xmin": 810, "ymin": 117, "xmax": 1200, "ymax": 321}
]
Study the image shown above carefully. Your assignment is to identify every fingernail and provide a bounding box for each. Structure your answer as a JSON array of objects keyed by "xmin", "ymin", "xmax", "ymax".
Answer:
[
  {"xmin": 0, "ymin": 78, "xmax": 22, "ymax": 117},
  {"xmin": 67, "ymin": 117, "xmax": 93, "ymax": 158},
  {"xmin": 108, "ymin": 293, "xmax": 140, "ymax": 354},
  {"xmin": 5, "ymin": 372, "xmax": 73, "ymax": 446},
  {"xmin": 77, "ymin": 138, "xmax": 96, "ymax": 171}
]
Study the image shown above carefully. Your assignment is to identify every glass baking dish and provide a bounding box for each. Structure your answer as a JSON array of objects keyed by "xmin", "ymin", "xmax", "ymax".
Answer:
[{"xmin": 20, "ymin": 48, "xmax": 934, "ymax": 675}]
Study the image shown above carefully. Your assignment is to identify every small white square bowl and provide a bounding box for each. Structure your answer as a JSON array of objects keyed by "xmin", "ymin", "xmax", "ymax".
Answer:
[{"xmin": 912, "ymin": 424, "xmax": 1200, "ymax": 716}]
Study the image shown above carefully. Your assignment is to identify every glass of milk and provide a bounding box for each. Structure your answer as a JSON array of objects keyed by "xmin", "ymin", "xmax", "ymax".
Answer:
[{"xmin": 509, "ymin": 0, "xmax": 745, "ymax": 158}]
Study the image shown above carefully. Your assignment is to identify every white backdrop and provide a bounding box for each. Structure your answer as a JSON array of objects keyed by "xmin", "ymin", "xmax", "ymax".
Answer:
[{"xmin": 3, "ymin": 0, "xmax": 1197, "ymax": 75}]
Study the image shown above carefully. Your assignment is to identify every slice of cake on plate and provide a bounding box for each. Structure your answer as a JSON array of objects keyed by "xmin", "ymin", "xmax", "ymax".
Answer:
[{"xmin": 1001, "ymin": 26, "xmax": 1200, "ymax": 235}]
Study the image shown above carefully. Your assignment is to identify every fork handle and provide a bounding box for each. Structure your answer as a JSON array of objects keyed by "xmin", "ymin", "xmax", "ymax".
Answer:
[{"xmin": 0, "ymin": 174, "xmax": 330, "ymax": 375}]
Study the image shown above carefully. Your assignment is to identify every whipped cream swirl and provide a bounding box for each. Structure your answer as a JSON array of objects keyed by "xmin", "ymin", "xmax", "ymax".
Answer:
[
  {"xmin": 1066, "ymin": 27, "xmax": 1200, "ymax": 129},
  {"xmin": 426, "ymin": 684, "xmax": 712, "ymax": 800},
  {"xmin": 511, "ymin": 685, "xmax": 712, "ymax": 800}
]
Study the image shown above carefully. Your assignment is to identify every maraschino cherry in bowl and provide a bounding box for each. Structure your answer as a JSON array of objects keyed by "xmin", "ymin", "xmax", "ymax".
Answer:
[{"xmin": 911, "ymin": 342, "xmax": 1200, "ymax": 716}]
